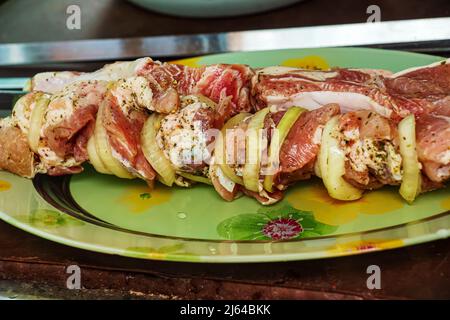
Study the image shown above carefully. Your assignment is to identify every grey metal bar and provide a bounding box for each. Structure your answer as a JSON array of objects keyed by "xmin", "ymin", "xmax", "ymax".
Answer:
[{"xmin": 0, "ymin": 17, "xmax": 449, "ymax": 66}]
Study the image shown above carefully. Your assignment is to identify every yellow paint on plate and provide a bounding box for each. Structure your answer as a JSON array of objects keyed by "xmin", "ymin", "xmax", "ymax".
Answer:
[
  {"xmin": 117, "ymin": 184, "xmax": 172, "ymax": 213},
  {"xmin": 328, "ymin": 239, "xmax": 404, "ymax": 255},
  {"xmin": 0, "ymin": 180, "xmax": 11, "ymax": 192},
  {"xmin": 286, "ymin": 181, "xmax": 404, "ymax": 226},
  {"xmin": 125, "ymin": 243, "xmax": 194, "ymax": 261},
  {"xmin": 442, "ymin": 196, "xmax": 450, "ymax": 210},
  {"xmin": 281, "ymin": 55, "xmax": 330, "ymax": 70},
  {"xmin": 170, "ymin": 57, "xmax": 201, "ymax": 67}
]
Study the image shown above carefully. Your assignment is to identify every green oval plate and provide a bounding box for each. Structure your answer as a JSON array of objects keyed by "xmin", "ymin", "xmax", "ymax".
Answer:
[{"xmin": 0, "ymin": 48, "xmax": 449, "ymax": 263}]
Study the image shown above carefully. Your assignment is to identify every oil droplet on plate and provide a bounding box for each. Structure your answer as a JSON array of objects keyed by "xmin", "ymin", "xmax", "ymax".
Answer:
[{"xmin": 177, "ymin": 212, "xmax": 187, "ymax": 219}]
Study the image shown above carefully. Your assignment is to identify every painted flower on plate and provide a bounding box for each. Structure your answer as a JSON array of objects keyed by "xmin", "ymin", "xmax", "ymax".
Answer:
[{"xmin": 217, "ymin": 204, "xmax": 337, "ymax": 241}]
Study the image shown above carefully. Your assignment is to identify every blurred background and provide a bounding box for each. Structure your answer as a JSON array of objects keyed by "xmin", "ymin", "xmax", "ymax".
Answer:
[
  {"xmin": 0, "ymin": 0, "xmax": 448, "ymax": 43},
  {"xmin": 0, "ymin": 0, "xmax": 448, "ymax": 78}
]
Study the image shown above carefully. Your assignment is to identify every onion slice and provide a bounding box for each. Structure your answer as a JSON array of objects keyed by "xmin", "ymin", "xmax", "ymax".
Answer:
[
  {"xmin": 263, "ymin": 107, "xmax": 305, "ymax": 192},
  {"xmin": 314, "ymin": 157, "xmax": 322, "ymax": 178},
  {"xmin": 243, "ymin": 107, "xmax": 270, "ymax": 193},
  {"xmin": 318, "ymin": 115, "xmax": 363, "ymax": 201},
  {"xmin": 209, "ymin": 157, "xmax": 239, "ymax": 202},
  {"xmin": 398, "ymin": 114, "xmax": 421, "ymax": 203},
  {"xmin": 94, "ymin": 104, "xmax": 134, "ymax": 179},
  {"xmin": 28, "ymin": 94, "xmax": 50, "ymax": 153},
  {"xmin": 141, "ymin": 113, "xmax": 176, "ymax": 186},
  {"xmin": 87, "ymin": 135, "xmax": 111, "ymax": 174},
  {"xmin": 23, "ymin": 79, "xmax": 32, "ymax": 92},
  {"xmin": 215, "ymin": 112, "xmax": 251, "ymax": 185},
  {"xmin": 181, "ymin": 94, "xmax": 217, "ymax": 109},
  {"xmin": 177, "ymin": 172, "xmax": 212, "ymax": 185}
]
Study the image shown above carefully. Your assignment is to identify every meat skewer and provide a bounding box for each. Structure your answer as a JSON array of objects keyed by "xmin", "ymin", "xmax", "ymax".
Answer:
[
  {"xmin": 145, "ymin": 97, "xmax": 445, "ymax": 204},
  {"xmin": 0, "ymin": 57, "xmax": 448, "ymax": 205},
  {"xmin": 27, "ymin": 58, "xmax": 254, "ymax": 116},
  {"xmin": 1, "ymin": 59, "xmax": 253, "ymax": 179},
  {"xmin": 252, "ymin": 58, "xmax": 450, "ymax": 184}
]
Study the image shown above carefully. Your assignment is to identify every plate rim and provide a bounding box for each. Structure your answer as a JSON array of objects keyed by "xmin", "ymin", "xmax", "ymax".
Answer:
[{"xmin": 1, "ymin": 207, "xmax": 449, "ymax": 263}]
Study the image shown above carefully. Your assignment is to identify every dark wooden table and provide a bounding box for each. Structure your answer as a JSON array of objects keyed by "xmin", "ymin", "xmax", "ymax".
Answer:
[
  {"xmin": 0, "ymin": 0, "xmax": 449, "ymax": 299},
  {"xmin": 1, "ymin": 221, "xmax": 449, "ymax": 299}
]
